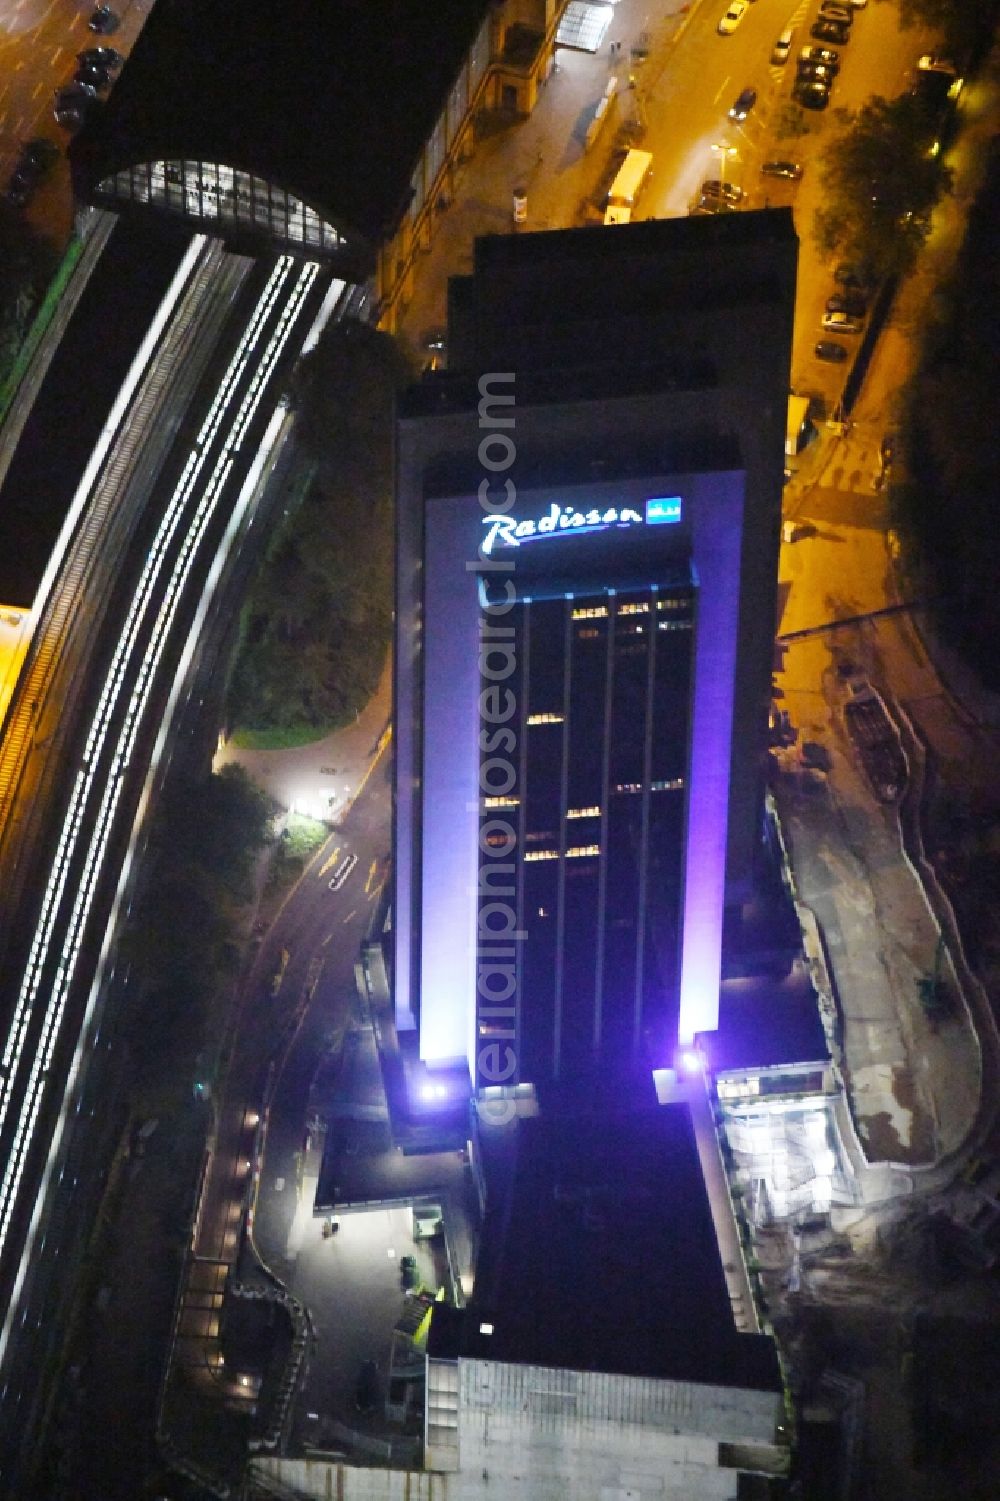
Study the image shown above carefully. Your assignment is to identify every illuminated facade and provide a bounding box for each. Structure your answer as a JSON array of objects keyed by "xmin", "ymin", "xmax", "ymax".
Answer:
[
  {"xmin": 395, "ymin": 214, "xmax": 797, "ymax": 1097},
  {"xmin": 91, "ymin": 160, "xmax": 347, "ymax": 259}
]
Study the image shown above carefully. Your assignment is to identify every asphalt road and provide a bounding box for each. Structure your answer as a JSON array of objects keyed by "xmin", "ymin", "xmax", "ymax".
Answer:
[
  {"xmin": 0, "ymin": 0, "xmax": 152, "ymax": 246},
  {"xmin": 185, "ymin": 743, "xmax": 393, "ymax": 1305},
  {"xmin": 255, "ymin": 750, "xmax": 393, "ymax": 1269}
]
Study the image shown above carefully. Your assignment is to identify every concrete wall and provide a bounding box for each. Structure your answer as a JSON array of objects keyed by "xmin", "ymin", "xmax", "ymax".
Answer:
[{"xmin": 444, "ymin": 1358, "xmax": 782, "ymax": 1499}]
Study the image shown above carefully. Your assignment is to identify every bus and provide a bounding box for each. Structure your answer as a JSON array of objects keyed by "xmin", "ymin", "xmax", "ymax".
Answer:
[{"xmin": 604, "ymin": 149, "xmax": 653, "ymax": 225}]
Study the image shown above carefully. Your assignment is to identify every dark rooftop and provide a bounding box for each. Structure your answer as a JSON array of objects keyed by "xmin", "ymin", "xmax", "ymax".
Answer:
[
  {"xmin": 707, "ymin": 967, "xmax": 830, "ymax": 1075},
  {"xmin": 429, "ymin": 1105, "xmax": 782, "ymax": 1393},
  {"xmin": 70, "ymin": 0, "xmax": 490, "ymax": 277},
  {"xmin": 446, "ymin": 209, "xmax": 797, "ymax": 362}
]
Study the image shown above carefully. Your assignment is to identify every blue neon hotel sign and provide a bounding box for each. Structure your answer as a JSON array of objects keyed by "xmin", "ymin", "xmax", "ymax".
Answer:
[{"xmin": 481, "ymin": 496, "xmax": 682, "ymax": 555}]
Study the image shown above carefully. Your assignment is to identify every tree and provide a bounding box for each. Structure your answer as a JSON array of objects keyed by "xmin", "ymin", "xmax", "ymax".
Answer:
[
  {"xmin": 227, "ymin": 320, "xmax": 412, "ymax": 736},
  {"xmin": 891, "ymin": 138, "xmax": 1000, "ymax": 685},
  {"xmin": 814, "ymin": 94, "xmax": 953, "ymax": 280},
  {"xmin": 772, "ymin": 101, "xmax": 811, "ymax": 142},
  {"xmin": 0, "ymin": 201, "xmax": 58, "ymax": 389},
  {"xmin": 896, "ymin": 0, "xmax": 1000, "ymax": 63}
]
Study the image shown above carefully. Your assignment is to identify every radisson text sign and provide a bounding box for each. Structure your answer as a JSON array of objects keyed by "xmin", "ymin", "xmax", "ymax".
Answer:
[{"xmin": 481, "ymin": 496, "xmax": 682, "ymax": 555}]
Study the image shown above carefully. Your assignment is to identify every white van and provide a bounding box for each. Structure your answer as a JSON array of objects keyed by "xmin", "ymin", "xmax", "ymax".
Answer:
[
  {"xmin": 771, "ymin": 28, "xmax": 794, "ymax": 64},
  {"xmin": 604, "ymin": 148, "xmax": 653, "ymax": 225}
]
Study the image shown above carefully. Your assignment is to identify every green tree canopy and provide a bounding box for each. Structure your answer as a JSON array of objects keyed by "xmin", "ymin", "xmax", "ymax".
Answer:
[
  {"xmin": 118, "ymin": 763, "xmax": 274, "ymax": 1082},
  {"xmin": 892, "ymin": 139, "xmax": 1000, "ymax": 683},
  {"xmin": 814, "ymin": 93, "xmax": 953, "ymax": 280},
  {"xmin": 895, "ymin": 0, "xmax": 1000, "ymax": 63},
  {"xmin": 0, "ymin": 201, "xmax": 58, "ymax": 387},
  {"xmin": 227, "ymin": 320, "xmax": 413, "ymax": 735}
]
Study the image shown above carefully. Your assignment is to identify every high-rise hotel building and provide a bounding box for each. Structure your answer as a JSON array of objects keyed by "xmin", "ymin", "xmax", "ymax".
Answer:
[{"xmin": 394, "ymin": 213, "xmax": 797, "ymax": 1104}]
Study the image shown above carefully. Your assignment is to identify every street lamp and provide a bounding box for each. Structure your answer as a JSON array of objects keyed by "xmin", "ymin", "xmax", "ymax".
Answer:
[{"xmin": 711, "ymin": 142, "xmax": 738, "ymax": 189}]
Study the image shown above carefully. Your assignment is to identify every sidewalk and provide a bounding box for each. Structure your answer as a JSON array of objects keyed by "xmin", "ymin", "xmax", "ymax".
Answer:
[{"xmin": 213, "ymin": 653, "xmax": 391, "ymax": 818}]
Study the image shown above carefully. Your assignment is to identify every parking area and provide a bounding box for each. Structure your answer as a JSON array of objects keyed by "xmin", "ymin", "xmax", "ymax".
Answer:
[{"xmin": 288, "ymin": 1180, "xmax": 472, "ymax": 1454}]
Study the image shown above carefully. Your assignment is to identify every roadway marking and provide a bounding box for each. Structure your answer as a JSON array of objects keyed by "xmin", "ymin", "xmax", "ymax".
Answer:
[
  {"xmin": 713, "ymin": 74, "xmax": 731, "ymax": 105},
  {"xmin": 342, "ymin": 908, "xmax": 357, "ymax": 925},
  {"xmin": 318, "ymin": 846, "xmax": 341, "ymax": 878},
  {"xmin": 363, "ymin": 858, "xmax": 377, "ymax": 895}
]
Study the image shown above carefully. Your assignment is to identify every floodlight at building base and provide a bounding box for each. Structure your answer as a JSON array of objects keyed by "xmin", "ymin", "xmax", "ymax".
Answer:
[{"xmin": 404, "ymin": 1058, "xmax": 471, "ymax": 1119}]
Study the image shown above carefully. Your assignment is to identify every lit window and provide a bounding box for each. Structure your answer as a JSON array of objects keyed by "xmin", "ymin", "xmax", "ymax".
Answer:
[
  {"xmin": 566, "ymin": 806, "xmax": 600, "ymax": 819},
  {"xmin": 618, "ymin": 602, "xmax": 649, "ymax": 615},
  {"xmin": 576, "ymin": 627, "xmax": 601, "ymax": 640},
  {"xmin": 527, "ymin": 712, "xmax": 564, "ymax": 725},
  {"xmin": 615, "ymin": 782, "xmax": 642, "ymax": 794},
  {"xmin": 484, "ymin": 795, "xmax": 519, "ymax": 807},
  {"xmin": 526, "ymin": 830, "xmax": 556, "ymax": 843},
  {"xmin": 571, "ymin": 605, "xmax": 608, "ymax": 620},
  {"xmin": 657, "ymin": 597, "xmax": 690, "ymax": 611},
  {"xmin": 524, "ymin": 849, "xmax": 559, "ymax": 862},
  {"xmin": 658, "ymin": 619, "xmax": 693, "ymax": 632},
  {"xmin": 565, "ymin": 844, "xmax": 599, "ymax": 858},
  {"xmin": 651, "ymin": 778, "xmax": 684, "ymax": 792},
  {"xmin": 484, "ymin": 831, "xmax": 511, "ymax": 848}
]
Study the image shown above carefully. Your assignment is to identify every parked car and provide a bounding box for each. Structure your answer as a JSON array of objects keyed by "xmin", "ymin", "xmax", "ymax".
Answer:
[
  {"xmin": 700, "ymin": 178, "xmax": 744, "ymax": 203},
  {"xmin": 400, "ymin": 1254, "xmax": 419, "ymax": 1289},
  {"xmin": 74, "ymin": 64, "xmax": 111, "ymax": 90},
  {"xmin": 3, "ymin": 138, "xmax": 58, "ymax": 205},
  {"xmin": 917, "ymin": 52, "xmax": 958, "ymax": 76},
  {"xmin": 57, "ymin": 80, "xmax": 98, "ymax": 102},
  {"xmin": 761, "ymin": 160, "xmax": 803, "ymax": 180},
  {"xmin": 78, "ymin": 45, "xmax": 123, "ymax": 68},
  {"xmin": 834, "ymin": 261, "xmax": 873, "ymax": 290},
  {"xmin": 21, "ymin": 138, "xmax": 59, "ymax": 171},
  {"xmin": 3, "ymin": 173, "xmax": 32, "ymax": 207},
  {"xmin": 53, "ymin": 87, "xmax": 96, "ymax": 129},
  {"xmin": 826, "ymin": 289, "xmax": 867, "ymax": 317},
  {"xmin": 799, "ymin": 45, "xmax": 839, "ymax": 67},
  {"xmin": 692, "ymin": 196, "xmax": 737, "ymax": 214},
  {"xmin": 728, "ymin": 86, "xmax": 757, "ymax": 121},
  {"xmin": 794, "ymin": 79, "xmax": 831, "ymax": 109},
  {"xmin": 88, "ymin": 6, "xmax": 119, "ymax": 33},
  {"xmin": 355, "ymin": 1360, "xmax": 380, "ymax": 1415},
  {"xmin": 818, "ymin": 1, "xmax": 853, "ymax": 23},
  {"xmin": 717, "ymin": 0, "xmax": 749, "ymax": 34},
  {"xmin": 810, "ymin": 19, "xmax": 850, "ymax": 43},
  {"xmin": 815, "ymin": 340, "xmax": 849, "ymax": 363},
  {"xmin": 771, "ymin": 28, "xmax": 795, "ymax": 64},
  {"xmin": 821, "ymin": 309, "xmax": 863, "ymax": 334},
  {"xmin": 798, "ymin": 60, "xmax": 836, "ymax": 84}
]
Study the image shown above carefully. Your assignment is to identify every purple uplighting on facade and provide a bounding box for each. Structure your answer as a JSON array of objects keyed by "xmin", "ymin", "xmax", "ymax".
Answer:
[
  {"xmin": 419, "ymin": 496, "xmax": 483, "ymax": 1070},
  {"xmin": 397, "ymin": 468, "xmax": 748, "ymax": 1087},
  {"xmin": 677, "ymin": 471, "xmax": 744, "ymax": 1044}
]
